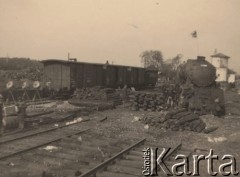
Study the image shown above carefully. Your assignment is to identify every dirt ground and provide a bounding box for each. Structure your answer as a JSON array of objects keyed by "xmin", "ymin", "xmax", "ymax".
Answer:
[
  {"xmin": 82, "ymin": 92, "xmax": 240, "ymax": 153},
  {"xmin": 84, "ymin": 106, "xmax": 240, "ymax": 155},
  {"xmin": 73, "ymin": 89, "xmax": 240, "ymax": 176},
  {"xmin": 3, "ymin": 90, "xmax": 240, "ymax": 176}
]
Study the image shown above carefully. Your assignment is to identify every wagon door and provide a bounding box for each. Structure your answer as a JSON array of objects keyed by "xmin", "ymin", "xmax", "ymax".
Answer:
[
  {"xmin": 76, "ymin": 64, "xmax": 84, "ymax": 88},
  {"xmin": 61, "ymin": 64, "xmax": 71, "ymax": 89}
]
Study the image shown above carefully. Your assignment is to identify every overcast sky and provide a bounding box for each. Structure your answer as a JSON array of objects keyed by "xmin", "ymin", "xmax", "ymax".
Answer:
[{"xmin": 0, "ymin": 0, "xmax": 240, "ymax": 72}]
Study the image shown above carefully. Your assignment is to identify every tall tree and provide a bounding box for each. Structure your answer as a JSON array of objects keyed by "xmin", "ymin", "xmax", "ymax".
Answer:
[
  {"xmin": 171, "ymin": 54, "xmax": 182, "ymax": 70},
  {"xmin": 140, "ymin": 50, "xmax": 163, "ymax": 69},
  {"xmin": 161, "ymin": 54, "xmax": 183, "ymax": 80}
]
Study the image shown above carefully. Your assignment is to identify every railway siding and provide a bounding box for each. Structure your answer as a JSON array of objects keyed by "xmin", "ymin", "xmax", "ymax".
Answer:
[{"xmin": 0, "ymin": 129, "xmax": 190, "ymax": 177}]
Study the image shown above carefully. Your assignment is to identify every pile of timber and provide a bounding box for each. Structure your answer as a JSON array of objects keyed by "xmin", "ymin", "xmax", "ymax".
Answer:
[
  {"xmin": 130, "ymin": 92, "xmax": 165, "ymax": 111},
  {"xmin": 69, "ymin": 87, "xmax": 122, "ymax": 110},
  {"xmin": 68, "ymin": 99, "xmax": 114, "ymax": 111},
  {"xmin": 73, "ymin": 86, "xmax": 122, "ymax": 106},
  {"xmin": 142, "ymin": 109, "xmax": 206, "ymax": 132}
]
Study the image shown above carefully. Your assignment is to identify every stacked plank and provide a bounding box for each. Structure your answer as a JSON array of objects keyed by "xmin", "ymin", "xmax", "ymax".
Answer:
[
  {"xmin": 68, "ymin": 99, "xmax": 114, "ymax": 111},
  {"xmin": 131, "ymin": 92, "xmax": 165, "ymax": 111},
  {"xmin": 70, "ymin": 87, "xmax": 122, "ymax": 109},
  {"xmin": 73, "ymin": 86, "xmax": 122, "ymax": 106},
  {"xmin": 142, "ymin": 109, "xmax": 206, "ymax": 132},
  {"xmin": 105, "ymin": 89, "xmax": 123, "ymax": 106},
  {"xmin": 74, "ymin": 86, "xmax": 104, "ymax": 100}
]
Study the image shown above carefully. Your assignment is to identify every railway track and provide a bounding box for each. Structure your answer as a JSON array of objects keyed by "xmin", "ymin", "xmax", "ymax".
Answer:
[
  {"xmin": 0, "ymin": 123, "xmax": 191, "ymax": 177},
  {"xmin": 0, "ymin": 122, "xmax": 89, "ymax": 161},
  {"xmin": 79, "ymin": 141, "xmax": 189, "ymax": 177},
  {"xmin": 0, "ymin": 113, "xmax": 192, "ymax": 177},
  {"xmin": 0, "ymin": 119, "xmax": 88, "ymax": 145}
]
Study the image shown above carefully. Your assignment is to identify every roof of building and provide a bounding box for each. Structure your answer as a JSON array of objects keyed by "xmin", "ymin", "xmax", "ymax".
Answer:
[
  {"xmin": 211, "ymin": 53, "xmax": 230, "ymax": 59},
  {"xmin": 228, "ymin": 68, "xmax": 236, "ymax": 74}
]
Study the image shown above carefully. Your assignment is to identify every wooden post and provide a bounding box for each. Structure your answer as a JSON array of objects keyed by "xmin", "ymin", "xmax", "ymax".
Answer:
[{"xmin": 17, "ymin": 100, "xmax": 27, "ymax": 129}]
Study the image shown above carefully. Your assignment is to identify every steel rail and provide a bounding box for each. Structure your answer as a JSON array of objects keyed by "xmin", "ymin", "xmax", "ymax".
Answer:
[
  {"xmin": 0, "ymin": 119, "xmax": 88, "ymax": 144},
  {"xmin": 0, "ymin": 128, "xmax": 89, "ymax": 160},
  {"xmin": 164, "ymin": 143, "xmax": 182, "ymax": 160},
  {"xmin": 79, "ymin": 138, "xmax": 146, "ymax": 177},
  {"xmin": 151, "ymin": 142, "xmax": 182, "ymax": 175}
]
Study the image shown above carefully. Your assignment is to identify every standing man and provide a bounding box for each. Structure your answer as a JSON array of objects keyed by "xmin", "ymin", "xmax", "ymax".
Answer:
[
  {"xmin": 17, "ymin": 98, "xmax": 27, "ymax": 129},
  {"xmin": 0, "ymin": 94, "xmax": 4, "ymax": 136},
  {"xmin": 122, "ymin": 85, "xmax": 128, "ymax": 103}
]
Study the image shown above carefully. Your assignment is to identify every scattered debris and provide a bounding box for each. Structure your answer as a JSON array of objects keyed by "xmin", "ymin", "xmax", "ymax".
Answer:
[
  {"xmin": 144, "ymin": 124, "xmax": 149, "ymax": 130},
  {"xmin": 131, "ymin": 116, "xmax": 141, "ymax": 122},
  {"xmin": 56, "ymin": 101, "xmax": 84, "ymax": 113},
  {"xmin": 99, "ymin": 116, "xmax": 108, "ymax": 122},
  {"xmin": 77, "ymin": 136, "xmax": 82, "ymax": 142},
  {"xmin": 98, "ymin": 147, "xmax": 105, "ymax": 157},
  {"xmin": 207, "ymin": 136, "xmax": 227, "ymax": 143},
  {"xmin": 43, "ymin": 145, "xmax": 59, "ymax": 152},
  {"xmin": 25, "ymin": 112, "xmax": 76, "ymax": 127},
  {"xmin": 66, "ymin": 117, "xmax": 83, "ymax": 125},
  {"xmin": 8, "ymin": 162, "xmax": 15, "ymax": 166},
  {"xmin": 203, "ymin": 126, "xmax": 218, "ymax": 134}
]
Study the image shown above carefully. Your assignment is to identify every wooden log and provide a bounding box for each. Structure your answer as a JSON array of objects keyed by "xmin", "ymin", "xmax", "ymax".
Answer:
[
  {"xmin": 165, "ymin": 108, "xmax": 187, "ymax": 119},
  {"xmin": 203, "ymin": 126, "xmax": 218, "ymax": 134},
  {"xmin": 171, "ymin": 111, "xmax": 192, "ymax": 119},
  {"xmin": 195, "ymin": 121, "xmax": 206, "ymax": 132},
  {"xmin": 174, "ymin": 113, "xmax": 199, "ymax": 126}
]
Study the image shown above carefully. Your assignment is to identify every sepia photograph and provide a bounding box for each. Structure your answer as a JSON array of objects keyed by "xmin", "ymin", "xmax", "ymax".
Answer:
[{"xmin": 0, "ymin": 0, "xmax": 240, "ymax": 176}]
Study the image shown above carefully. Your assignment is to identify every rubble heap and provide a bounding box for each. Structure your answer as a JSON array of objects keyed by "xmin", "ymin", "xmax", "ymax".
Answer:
[{"xmin": 142, "ymin": 109, "xmax": 206, "ymax": 132}]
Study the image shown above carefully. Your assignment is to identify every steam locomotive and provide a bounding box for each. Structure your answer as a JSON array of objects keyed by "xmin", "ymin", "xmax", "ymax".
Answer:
[{"xmin": 177, "ymin": 56, "xmax": 225, "ymax": 116}]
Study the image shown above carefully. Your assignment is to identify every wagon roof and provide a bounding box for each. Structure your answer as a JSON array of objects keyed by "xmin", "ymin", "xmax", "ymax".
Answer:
[{"xmin": 41, "ymin": 59, "xmax": 144, "ymax": 69}]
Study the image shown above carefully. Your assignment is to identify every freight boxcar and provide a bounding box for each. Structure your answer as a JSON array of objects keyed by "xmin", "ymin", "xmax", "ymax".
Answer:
[
  {"xmin": 42, "ymin": 59, "xmax": 156, "ymax": 91},
  {"xmin": 145, "ymin": 67, "xmax": 158, "ymax": 87}
]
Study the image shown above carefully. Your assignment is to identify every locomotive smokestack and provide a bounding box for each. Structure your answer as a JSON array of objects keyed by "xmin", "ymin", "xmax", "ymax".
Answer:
[{"xmin": 197, "ymin": 56, "xmax": 205, "ymax": 60}]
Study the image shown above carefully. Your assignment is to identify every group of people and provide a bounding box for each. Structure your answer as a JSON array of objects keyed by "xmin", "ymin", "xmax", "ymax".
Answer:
[{"xmin": 159, "ymin": 83, "xmax": 182, "ymax": 109}]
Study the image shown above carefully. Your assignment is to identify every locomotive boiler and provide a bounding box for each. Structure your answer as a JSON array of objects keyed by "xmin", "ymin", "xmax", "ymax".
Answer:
[{"xmin": 177, "ymin": 56, "xmax": 225, "ymax": 116}]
